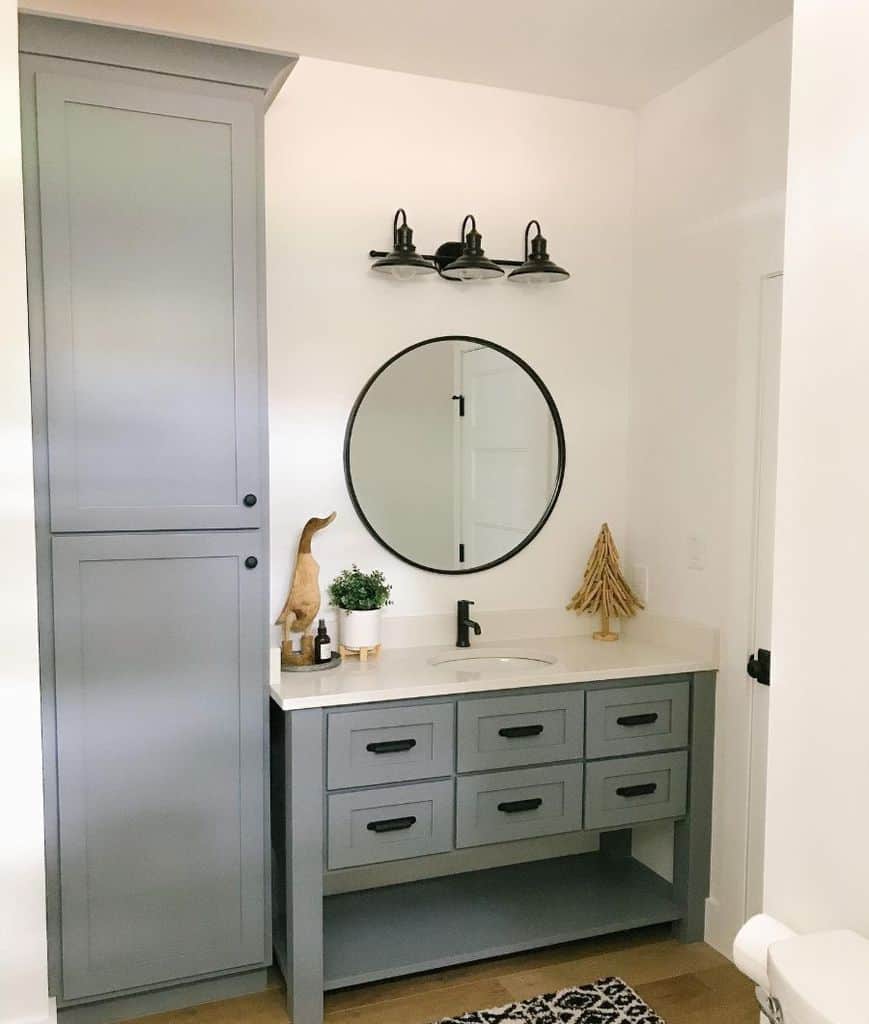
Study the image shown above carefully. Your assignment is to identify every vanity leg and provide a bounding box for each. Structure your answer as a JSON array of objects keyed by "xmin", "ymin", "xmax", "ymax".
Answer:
[
  {"xmin": 599, "ymin": 828, "xmax": 632, "ymax": 860},
  {"xmin": 285, "ymin": 708, "xmax": 325, "ymax": 1024},
  {"xmin": 672, "ymin": 671, "xmax": 716, "ymax": 943}
]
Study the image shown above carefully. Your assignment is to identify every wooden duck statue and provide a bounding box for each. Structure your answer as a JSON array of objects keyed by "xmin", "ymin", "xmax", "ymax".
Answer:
[{"xmin": 276, "ymin": 511, "xmax": 336, "ymax": 666}]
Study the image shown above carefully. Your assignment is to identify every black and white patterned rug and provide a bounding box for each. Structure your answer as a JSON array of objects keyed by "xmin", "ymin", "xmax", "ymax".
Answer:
[{"xmin": 434, "ymin": 977, "xmax": 664, "ymax": 1023}]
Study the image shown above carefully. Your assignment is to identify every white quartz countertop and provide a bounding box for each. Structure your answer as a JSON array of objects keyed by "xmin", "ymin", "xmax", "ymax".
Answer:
[{"xmin": 268, "ymin": 633, "xmax": 717, "ymax": 711}]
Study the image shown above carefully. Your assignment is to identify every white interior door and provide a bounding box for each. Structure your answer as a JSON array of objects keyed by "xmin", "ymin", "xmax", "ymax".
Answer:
[
  {"xmin": 745, "ymin": 272, "xmax": 783, "ymax": 917},
  {"xmin": 458, "ymin": 346, "xmax": 555, "ymax": 566}
]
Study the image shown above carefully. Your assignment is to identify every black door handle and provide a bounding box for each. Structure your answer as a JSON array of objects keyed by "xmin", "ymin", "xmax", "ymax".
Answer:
[
  {"xmin": 747, "ymin": 648, "xmax": 771, "ymax": 687},
  {"xmin": 497, "ymin": 797, "xmax": 543, "ymax": 814},
  {"xmin": 366, "ymin": 816, "xmax": 417, "ymax": 833},
  {"xmin": 244, "ymin": 556, "xmax": 258, "ymax": 569},
  {"xmin": 616, "ymin": 713, "xmax": 659, "ymax": 727},
  {"xmin": 243, "ymin": 493, "xmax": 257, "ymax": 507},
  {"xmin": 366, "ymin": 738, "xmax": 417, "ymax": 754},
  {"xmin": 616, "ymin": 783, "xmax": 657, "ymax": 798},
  {"xmin": 498, "ymin": 724, "xmax": 544, "ymax": 739}
]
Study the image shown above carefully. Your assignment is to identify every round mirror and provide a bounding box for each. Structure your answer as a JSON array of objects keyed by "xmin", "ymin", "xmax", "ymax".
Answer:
[{"xmin": 344, "ymin": 336, "xmax": 566, "ymax": 574}]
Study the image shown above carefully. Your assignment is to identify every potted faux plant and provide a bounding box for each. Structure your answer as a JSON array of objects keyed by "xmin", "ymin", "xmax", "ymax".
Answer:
[{"xmin": 328, "ymin": 565, "xmax": 393, "ymax": 651}]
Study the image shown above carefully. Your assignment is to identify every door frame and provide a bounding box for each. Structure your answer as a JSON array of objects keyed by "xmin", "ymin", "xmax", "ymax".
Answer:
[
  {"xmin": 702, "ymin": 268, "xmax": 784, "ymax": 957},
  {"xmin": 743, "ymin": 271, "xmax": 783, "ymax": 919}
]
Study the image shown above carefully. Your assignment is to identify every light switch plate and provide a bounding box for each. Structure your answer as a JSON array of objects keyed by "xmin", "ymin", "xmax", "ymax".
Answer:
[{"xmin": 687, "ymin": 533, "xmax": 706, "ymax": 571}]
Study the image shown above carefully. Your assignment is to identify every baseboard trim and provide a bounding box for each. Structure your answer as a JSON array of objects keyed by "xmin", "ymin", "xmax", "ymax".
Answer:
[
  {"xmin": 704, "ymin": 896, "xmax": 730, "ymax": 958},
  {"xmin": 57, "ymin": 968, "xmax": 269, "ymax": 1024},
  {"xmin": 14, "ymin": 1005, "xmax": 56, "ymax": 1024}
]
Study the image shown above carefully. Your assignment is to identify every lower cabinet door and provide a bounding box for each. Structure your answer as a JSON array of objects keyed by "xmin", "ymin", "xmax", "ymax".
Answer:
[
  {"xmin": 456, "ymin": 764, "xmax": 584, "ymax": 848},
  {"xmin": 327, "ymin": 780, "xmax": 454, "ymax": 869},
  {"xmin": 584, "ymin": 751, "xmax": 688, "ymax": 829},
  {"xmin": 51, "ymin": 532, "xmax": 267, "ymax": 999}
]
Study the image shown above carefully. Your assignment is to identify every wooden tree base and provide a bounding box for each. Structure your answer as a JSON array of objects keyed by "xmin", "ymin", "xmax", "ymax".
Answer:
[
  {"xmin": 339, "ymin": 643, "xmax": 381, "ymax": 662},
  {"xmin": 593, "ymin": 631, "xmax": 619, "ymax": 642}
]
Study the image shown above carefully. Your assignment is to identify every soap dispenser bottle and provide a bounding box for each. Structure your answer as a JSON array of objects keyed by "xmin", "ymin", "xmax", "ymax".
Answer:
[{"xmin": 314, "ymin": 619, "xmax": 332, "ymax": 664}]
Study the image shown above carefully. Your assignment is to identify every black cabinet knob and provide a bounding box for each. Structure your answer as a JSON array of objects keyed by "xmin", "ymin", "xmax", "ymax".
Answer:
[
  {"xmin": 243, "ymin": 493, "xmax": 257, "ymax": 507},
  {"xmin": 244, "ymin": 556, "xmax": 258, "ymax": 569}
]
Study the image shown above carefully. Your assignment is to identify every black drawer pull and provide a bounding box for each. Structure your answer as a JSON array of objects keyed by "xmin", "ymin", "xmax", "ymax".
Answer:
[
  {"xmin": 616, "ymin": 783, "xmax": 657, "ymax": 798},
  {"xmin": 497, "ymin": 797, "xmax": 543, "ymax": 814},
  {"xmin": 366, "ymin": 815, "xmax": 417, "ymax": 833},
  {"xmin": 366, "ymin": 738, "xmax": 417, "ymax": 755},
  {"xmin": 616, "ymin": 712, "xmax": 659, "ymax": 727},
  {"xmin": 498, "ymin": 724, "xmax": 544, "ymax": 739}
]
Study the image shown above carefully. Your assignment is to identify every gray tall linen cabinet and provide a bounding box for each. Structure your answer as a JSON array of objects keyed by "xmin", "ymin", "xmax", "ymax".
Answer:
[{"xmin": 19, "ymin": 15, "xmax": 294, "ymax": 1022}]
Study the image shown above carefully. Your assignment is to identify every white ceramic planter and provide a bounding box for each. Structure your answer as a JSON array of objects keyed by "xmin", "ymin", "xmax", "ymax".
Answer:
[{"xmin": 338, "ymin": 608, "xmax": 382, "ymax": 650}]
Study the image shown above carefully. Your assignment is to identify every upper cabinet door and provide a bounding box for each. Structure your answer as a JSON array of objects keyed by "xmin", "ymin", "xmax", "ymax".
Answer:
[{"xmin": 35, "ymin": 72, "xmax": 263, "ymax": 531}]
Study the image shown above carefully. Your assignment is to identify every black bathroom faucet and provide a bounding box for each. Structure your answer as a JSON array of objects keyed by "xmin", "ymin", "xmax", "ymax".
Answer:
[{"xmin": 456, "ymin": 600, "xmax": 482, "ymax": 648}]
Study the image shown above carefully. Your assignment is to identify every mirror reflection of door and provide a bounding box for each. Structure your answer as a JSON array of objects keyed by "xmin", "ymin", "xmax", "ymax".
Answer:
[
  {"xmin": 346, "ymin": 337, "xmax": 565, "ymax": 574},
  {"xmin": 457, "ymin": 344, "xmax": 557, "ymax": 568}
]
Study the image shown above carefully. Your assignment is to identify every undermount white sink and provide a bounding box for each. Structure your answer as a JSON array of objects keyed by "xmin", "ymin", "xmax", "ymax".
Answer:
[{"xmin": 429, "ymin": 648, "xmax": 558, "ymax": 670}]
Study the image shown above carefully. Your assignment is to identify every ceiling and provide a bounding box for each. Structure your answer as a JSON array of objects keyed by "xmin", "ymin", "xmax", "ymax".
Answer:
[{"xmin": 20, "ymin": 0, "xmax": 792, "ymax": 108}]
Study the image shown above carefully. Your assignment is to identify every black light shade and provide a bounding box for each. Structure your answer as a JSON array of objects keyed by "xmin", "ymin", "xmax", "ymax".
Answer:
[
  {"xmin": 371, "ymin": 209, "xmax": 437, "ymax": 279},
  {"xmin": 441, "ymin": 215, "xmax": 505, "ymax": 281},
  {"xmin": 508, "ymin": 220, "xmax": 569, "ymax": 284}
]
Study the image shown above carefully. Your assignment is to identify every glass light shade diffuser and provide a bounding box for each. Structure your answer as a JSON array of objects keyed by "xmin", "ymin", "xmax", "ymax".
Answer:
[
  {"xmin": 371, "ymin": 208, "xmax": 437, "ymax": 279},
  {"xmin": 508, "ymin": 220, "xmax": 570, "ymax": 284},
  {"xmin": 440, "ymin": 215, "xmax": 505, "ymax": 281}
]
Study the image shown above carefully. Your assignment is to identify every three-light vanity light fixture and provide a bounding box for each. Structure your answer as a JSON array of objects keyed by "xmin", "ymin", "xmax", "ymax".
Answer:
[{"xmin": 369, "ymin": 209, "xmax": 570, "ymax": 284}]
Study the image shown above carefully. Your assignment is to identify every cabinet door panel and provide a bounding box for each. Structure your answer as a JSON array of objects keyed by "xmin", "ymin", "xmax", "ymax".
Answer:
[
  {"xmin": 457, "ymin": 691, "xmax": 584, "ymax": 772},
  {"xmin": 585, "ymin": 681, "xmax": 690, "ymax": 759},
  {"xmin": 584, "ymin": 751, "xmax": 688, "ymax": 830},
  {"xmin": 327, "ymin": 703, "xmax": 455, "ymax": 790},
  {"xmin": 52, "ymin": 533, "xmax": 266, "ymax": 999},
  {"xmin": 456, "ymin": 764, "xmax": 583, "ymax": 848},
  {"xmin": 327, "ymin": 781, "xmax": 454, "ymax": 870},
  {"xmin": 36, "ymin": 71, "xmax": 262, "ymax": 531}
]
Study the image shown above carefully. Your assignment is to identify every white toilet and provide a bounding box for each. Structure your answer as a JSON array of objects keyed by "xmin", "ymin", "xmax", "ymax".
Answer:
[{"xmin": 734, "ymin": 916, "xmax": 869, "ymax": 1023}]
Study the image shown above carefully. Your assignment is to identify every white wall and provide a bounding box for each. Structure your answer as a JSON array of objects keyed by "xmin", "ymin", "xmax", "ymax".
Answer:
[
  {"xmin": 0, "ymin": 4, "xmax": 52, "ymax": 1023},
  {"xmin": 265, "ymin": 58, "xmax": 636, "ymax": 632},
  {"xmin": 763, "ymin": 0, "xmax": 869, "ymax": 936},
  {"xmin": 626, "ymin": 20, "xmax": 792, "ymax": 953}
]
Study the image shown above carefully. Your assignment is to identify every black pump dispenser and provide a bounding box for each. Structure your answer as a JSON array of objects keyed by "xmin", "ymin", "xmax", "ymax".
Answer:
[{"xmin": 314, "ymin": 619, "xmax": 332, "ymax": 664}]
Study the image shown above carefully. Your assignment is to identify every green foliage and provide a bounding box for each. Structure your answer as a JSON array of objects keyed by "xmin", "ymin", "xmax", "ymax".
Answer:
[{"xmin": 328, "ymin": 564, "xmax": 393, "ymax": 611}]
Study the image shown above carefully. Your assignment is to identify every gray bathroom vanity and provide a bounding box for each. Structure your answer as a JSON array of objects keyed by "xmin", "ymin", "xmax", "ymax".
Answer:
[{"xmin": 270, "ymin": 639, "xmax": 716, "ymax": 1024}]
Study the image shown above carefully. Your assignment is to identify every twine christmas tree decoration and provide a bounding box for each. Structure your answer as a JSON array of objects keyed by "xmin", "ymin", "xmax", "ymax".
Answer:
[{"xmin": 567, "ymin": 523, "xmax": 644, "ymax": 641}]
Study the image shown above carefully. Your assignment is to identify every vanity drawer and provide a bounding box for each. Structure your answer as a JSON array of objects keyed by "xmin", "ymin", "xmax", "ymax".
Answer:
[
  {"xmin": 584, "ymin": 681, "xmax": 689, "ymax": 759},
  {"xmin": 327, "ymin": 780, "xmax": 454, "ymax": 870},
  {"xmin": 327, "ymin": 703, "xmax": 455, "ymax": 790},
  {"xmin": 584, "ymin": 751, "xmax": 688, "ymax": 829},
  {"xmin": 457, "ymin": 691, "xmax": 584, "ymax": 772},
  {"xmin": 456, "ymin": 764, "xmax": 583, "ymax": 848}
]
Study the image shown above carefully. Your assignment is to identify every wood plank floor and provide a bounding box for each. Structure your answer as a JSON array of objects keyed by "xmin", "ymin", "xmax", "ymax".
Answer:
[{"xmin": 121, "ymin": 926, "xmax": 758, "ymax": 1023}]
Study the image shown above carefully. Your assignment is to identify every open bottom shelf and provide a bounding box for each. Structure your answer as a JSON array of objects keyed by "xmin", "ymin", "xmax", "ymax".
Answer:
[{"xmin": 324, "ymin": 851, "xmax": 682, "ymax": 989}]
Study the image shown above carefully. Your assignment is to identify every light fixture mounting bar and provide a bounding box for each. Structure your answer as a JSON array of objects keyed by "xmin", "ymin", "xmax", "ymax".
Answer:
[{"xmin": 368, "ymin": 249, "xmax": 522, "ymax": 267}]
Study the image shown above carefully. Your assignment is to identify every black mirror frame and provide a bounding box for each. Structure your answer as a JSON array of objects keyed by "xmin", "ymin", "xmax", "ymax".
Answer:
[{"xmin": 343, "ymin": 335, "xmax": 567, "ymax": 575}]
